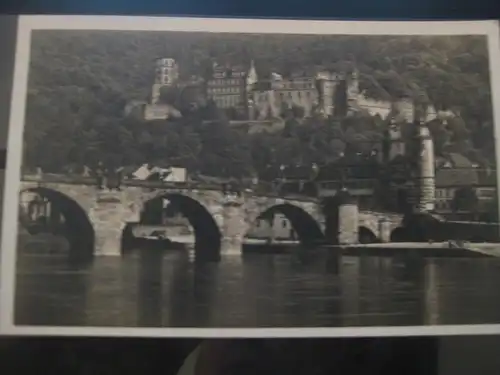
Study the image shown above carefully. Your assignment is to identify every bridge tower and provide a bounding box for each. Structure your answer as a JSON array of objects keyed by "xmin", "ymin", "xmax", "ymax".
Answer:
[{"xmin": 408, "ymin": 102, "xmax": 436, "ymax": 213}]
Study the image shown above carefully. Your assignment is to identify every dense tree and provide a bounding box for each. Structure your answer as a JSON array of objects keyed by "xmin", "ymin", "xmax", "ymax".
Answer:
[{"xmin": 23, "ymin": 31, "xmax": 494, "ymax": 178}]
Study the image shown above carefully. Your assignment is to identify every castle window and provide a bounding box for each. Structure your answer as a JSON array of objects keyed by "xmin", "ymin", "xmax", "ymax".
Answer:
[
  {"xmin": 297, "ymin": 91, "xmax": 302, "ymax": 98},
  {"xmin": 282, "ymin": 220, "xmax": 287, "ymax": 228}
]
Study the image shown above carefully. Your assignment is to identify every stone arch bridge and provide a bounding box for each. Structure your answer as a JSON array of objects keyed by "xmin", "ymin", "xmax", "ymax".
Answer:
[{"xmin": 19, "ymin": 176, "xmax": 404, "ymax": 260}]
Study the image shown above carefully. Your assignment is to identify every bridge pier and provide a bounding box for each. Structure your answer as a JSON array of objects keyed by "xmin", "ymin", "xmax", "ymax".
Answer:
[
  {"xmin": 338, "ymin": 194, "xmax": 359, "ymax": 245},
  {"xmin": 220, "ymin": 203, "xmax": 246, "ymax": 255},
  {"xmin": 378, "ymin": 218, "xmax": 392, "ymax": 243},
  {"xmin": 88, "ymin": 191, "xmax": 140, "ymax": 256}
]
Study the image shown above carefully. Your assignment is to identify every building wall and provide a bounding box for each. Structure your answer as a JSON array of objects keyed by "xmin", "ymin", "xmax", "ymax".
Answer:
[
  {"xmin": 273, "ymin": 76, "xmax": 318, "ymax": 117},
  {"xmin": 206, "ymin": 66, "xmax": 247, "ymax": 109},
  {"xmin": 435, "ymin": 186, "xmax": 496, "ymax": 213},
  {"xmin": 207, "ymin": 77, "xmax": 245, "ymax": 108},
  {"xmin": 355, "ymin": 95, "xmax": 439, "ymax": 122},
  {"xmin": 251, "ymin": 90, "xmax": 281, "ymax": 120},
  {"xmin": 143, "ymin": 103, "xmax": 181, "ymax": 121}
]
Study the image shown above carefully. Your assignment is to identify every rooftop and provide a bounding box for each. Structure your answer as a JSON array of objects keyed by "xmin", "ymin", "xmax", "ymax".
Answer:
[{"xmin": 435, "ymin": 167, "xmax": 497, "ymax": 187}]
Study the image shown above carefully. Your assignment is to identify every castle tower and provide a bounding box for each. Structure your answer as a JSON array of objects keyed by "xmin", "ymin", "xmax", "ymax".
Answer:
[
  {"xmin": 315, "ymin": 72, "xmax": 336, "ymax": 117},
  {"xmin": 245, "ymin": 60, "xmax": 258, "ymax": 118},
  {"xmin": 346, "ymin": 68, "xmax": 360, "ymax": 114},
  {"xmin": 246, "ymin": 60, "xmax": 258, "ymax": 92},
  {"xmin": 382, "ymin": 104, "xmax": 405, "ymax": 163},
  {"xmin": 151, "ymin": 58, "xmax": 179, "ymax": 105},
  {"xmin": 409, "ymin": 104, "xmax": 436, "ymax": 213}
]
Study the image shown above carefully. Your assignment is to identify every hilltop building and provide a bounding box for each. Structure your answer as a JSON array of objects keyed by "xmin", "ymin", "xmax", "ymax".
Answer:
[
  {"xmin": 151, "ymin": 58, "xmax": 179, "ymax": 105},
  {"xmin": 143, "ymin": 58, "xmax": 182, "ymax": 121},
  {"xmin": 137, "ymin": 57, "xmax": 455, "ymax": 125},
  {"xmin": 206, "ymin": 62, "xmax": 248, "ymax": 109},
  {"xmin": 246, "ymin": 66, "xmax": 444, "ymax": 123}
]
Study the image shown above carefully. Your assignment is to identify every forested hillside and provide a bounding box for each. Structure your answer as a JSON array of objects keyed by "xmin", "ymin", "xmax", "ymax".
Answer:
[{"xmin": 22, "ymin": 31, "xmax": 495, "ymax": 177}]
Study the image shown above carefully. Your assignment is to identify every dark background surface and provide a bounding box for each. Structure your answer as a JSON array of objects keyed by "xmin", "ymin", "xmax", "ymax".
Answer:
[
  {"xmin": 1, "ymin": 5, "xmax": 500, "ymax": 374},
  {"xmin": 0, "ymin": 0, "xmax": 497, "ymax": 19}
]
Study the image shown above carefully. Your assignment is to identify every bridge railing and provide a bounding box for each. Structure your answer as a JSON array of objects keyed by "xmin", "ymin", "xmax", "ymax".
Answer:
[
  {"xmin": 20, "ymin": 174, "xmax": 319, "ymax": 201},
  {"xmin": 22, "ymin": 174, "xmax": 230, "ymax": 191},
  {"xmin": 123, "ymin": 178, "xmax": 222, "ymax": 191},
  {"xmin": 316, "ymin": 179, "xmax": 377, "ymax": 190},
  {"xmin": 22, "ymin": 174, "xmax": 97, "ymax": 185}
]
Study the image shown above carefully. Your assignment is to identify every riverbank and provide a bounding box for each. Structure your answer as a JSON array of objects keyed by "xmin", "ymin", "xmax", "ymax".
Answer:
[{"xmin": 324, "ymin": 242, "xmax": 500, "ymax": 258}]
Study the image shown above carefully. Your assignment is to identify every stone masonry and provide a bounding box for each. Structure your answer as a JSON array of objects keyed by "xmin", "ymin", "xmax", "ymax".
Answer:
[{"xmin": 20, "ymin": 180, "xmax": 405, "ymax": 256}]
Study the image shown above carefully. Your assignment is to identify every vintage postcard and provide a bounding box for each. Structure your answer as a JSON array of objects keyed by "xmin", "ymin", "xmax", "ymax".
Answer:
[{"xmin": 1, "ymin": 16, "xmax": 500, "ymax": 337}]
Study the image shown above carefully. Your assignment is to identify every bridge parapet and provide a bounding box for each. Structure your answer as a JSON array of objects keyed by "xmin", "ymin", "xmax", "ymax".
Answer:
[{"xmin": 20, "ymin": 174, "xmax": 320, "ymax": 202}]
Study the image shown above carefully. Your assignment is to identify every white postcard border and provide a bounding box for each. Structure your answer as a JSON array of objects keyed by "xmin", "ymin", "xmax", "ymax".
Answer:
[{"xmin": 1, "ymin": 16, "xmax": 500, "ymax": 338}]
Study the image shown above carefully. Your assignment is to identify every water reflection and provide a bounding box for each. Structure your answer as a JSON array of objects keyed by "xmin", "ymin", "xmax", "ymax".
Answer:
[{"xmin": 14, "ymin": 244, "xmax": 500, "ymax": 328}]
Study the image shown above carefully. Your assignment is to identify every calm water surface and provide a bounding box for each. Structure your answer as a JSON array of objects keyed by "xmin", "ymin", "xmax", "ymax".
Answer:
[{"xmin": 14, "ymin": 243, "xmax": 500, "ymax": 327}]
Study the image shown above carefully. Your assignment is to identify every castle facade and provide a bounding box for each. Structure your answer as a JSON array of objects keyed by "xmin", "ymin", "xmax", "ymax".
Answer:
[{"xmin": 142, "ymin": 57, "xmax": 445, "ymax": 122}]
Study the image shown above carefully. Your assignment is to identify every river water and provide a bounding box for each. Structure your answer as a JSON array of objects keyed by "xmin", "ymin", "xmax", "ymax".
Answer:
[{"xmin": 14, "ymin": 243, "xmax": 500, "ymax": 328}]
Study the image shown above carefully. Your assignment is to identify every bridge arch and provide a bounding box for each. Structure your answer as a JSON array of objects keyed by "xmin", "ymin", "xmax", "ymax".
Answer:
[
  {"xmin": 19, "ymin": 187, "xmax": 95, "ymax": 261},
  {"xmin": 248, "ymin": 203, "xmax": 325, "ymax": 245},
  {"xmin": 390, "ymin": 227, "xmax": 409, "ymax": 242},
  {"xmin": 358, "ymin": 226, "xmax": 378, "ymax": 244},
  {"xmin": 138, "ymin": 193, "xmax": 222, "ymax": 260}
]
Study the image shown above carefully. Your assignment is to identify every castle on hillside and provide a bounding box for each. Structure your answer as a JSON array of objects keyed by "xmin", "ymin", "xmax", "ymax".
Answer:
[{"xmin": 138, "ymin": 57, "xmax": 450, "ymax": 123}]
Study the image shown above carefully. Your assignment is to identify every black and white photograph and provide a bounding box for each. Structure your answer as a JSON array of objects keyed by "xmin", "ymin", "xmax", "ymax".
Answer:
[{"xmin": 1, "ymin": 17, "xmax": 500, "ymax": 336}]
